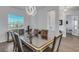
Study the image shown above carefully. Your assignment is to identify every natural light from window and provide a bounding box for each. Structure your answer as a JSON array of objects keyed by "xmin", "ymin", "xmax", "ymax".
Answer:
[{"xmin": 8, "ymin": 14, "xmax": 24, "ymax": 30}]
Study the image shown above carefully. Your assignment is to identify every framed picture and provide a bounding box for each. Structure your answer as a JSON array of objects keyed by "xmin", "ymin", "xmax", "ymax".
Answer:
[{"xmin": 59, "ymin": 20, "xmax": 63, "ymax": 25}]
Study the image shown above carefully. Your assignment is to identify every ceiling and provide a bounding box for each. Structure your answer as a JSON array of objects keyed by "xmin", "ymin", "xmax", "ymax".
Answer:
[
  {"xmin": 65, "ymin": 6, "xmax": 79, "ymax": 11},
  {"xmin": 10, "ymin": 6, "xmax": 25, "ymax": 10},
  {"xmin": 11, "ymin": 6, "xmax": 79, "ymax": 12},
  {"xmin": 11, "ymin": 6, "xmax": 54, "ymax": 11}
]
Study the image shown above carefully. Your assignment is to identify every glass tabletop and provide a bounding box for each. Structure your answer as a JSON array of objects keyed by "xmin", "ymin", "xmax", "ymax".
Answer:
[{"xmin": 20, "ymin": 34, "xmax": 53, "ymax": 48}]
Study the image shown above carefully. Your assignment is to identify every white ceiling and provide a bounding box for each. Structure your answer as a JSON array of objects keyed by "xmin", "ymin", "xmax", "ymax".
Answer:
[
  {"xmin": 15, "ymin": 6, "xmax": 79, "ymax": 10},
  {"xmin": 11, "ymin": 6, "xmax": 55, "ymax": 10},
  {"xmin": 65, "ymin": 6, "xmax": 79, "ymax": 11},
  {"xmin": 11, "ymin": 6, "xmax": 79, "ymax": 12},
  {"xmin": 10, "ymin": 6, "xmax": 25, "ymax": 10}
]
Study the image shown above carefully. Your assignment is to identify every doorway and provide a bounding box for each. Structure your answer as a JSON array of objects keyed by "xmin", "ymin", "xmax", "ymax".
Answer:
[{"xmin": 66, "ymin": 15, "xmax": 79, "ymax": 36}]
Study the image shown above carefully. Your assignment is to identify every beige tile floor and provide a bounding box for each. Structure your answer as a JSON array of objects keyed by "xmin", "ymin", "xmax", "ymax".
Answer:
[{"xmin": 0, "ymin": 34, "xmax": 79, "ymax": 52}]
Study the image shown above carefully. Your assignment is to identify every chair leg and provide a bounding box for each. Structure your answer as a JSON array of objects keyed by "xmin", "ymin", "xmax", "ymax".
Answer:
[
  {"xmin": 13, "ymin": 45, "xmax": 15, "ymax": 52},
  {"xmin": 13, "ymin": 44, "xmax": 16, "ymax": 52},
  {"xmin": 13, "ymin": 43, "xmax": 17, "ymax": 52}
]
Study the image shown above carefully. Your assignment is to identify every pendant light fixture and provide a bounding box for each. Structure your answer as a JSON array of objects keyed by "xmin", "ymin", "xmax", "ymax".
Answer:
[{"xmin": 25, "ymin": 6, "xmax": 37, "ymax": 16}]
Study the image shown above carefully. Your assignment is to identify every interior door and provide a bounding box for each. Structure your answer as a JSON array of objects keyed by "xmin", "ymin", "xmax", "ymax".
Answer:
[{"xmin": 47, "ymin": 10, "xmax": 56, "ymax": 39}]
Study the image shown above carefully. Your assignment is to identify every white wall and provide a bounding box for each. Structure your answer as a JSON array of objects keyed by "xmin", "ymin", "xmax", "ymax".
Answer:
[
  {"xmin": 66, "ymin": 15, "xmax": 73, "ymax": 33},
  {"xmin": 59, "ymin": 7, "xmax": 66, "ymax": 37},
  {"xmin": 30, "ymin": 6, "xmax": 59, "ymax": 35},
  {"xmin": 0, "ymin": 7, "xmax": 29, "ymax": 42}
]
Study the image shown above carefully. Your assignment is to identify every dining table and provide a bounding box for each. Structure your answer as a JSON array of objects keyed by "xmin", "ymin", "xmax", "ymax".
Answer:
[{"xmin": 19, "ymin": 33, "xmax": 54, "ymax": 52}]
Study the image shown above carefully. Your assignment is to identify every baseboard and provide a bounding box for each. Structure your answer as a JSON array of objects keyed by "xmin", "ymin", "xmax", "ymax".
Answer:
[
  {"xmin": 0, "ymin": 39, "xmax": 13, "ymax": 43},
  {"xmin": 7, "ymin": 39, "xmax": 13, "ymax": 43}
]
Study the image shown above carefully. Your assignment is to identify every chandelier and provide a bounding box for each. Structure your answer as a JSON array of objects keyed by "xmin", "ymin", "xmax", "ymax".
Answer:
[{"xmin": 25, "ymin": 6, "xmax": 37, "ymax": 16}]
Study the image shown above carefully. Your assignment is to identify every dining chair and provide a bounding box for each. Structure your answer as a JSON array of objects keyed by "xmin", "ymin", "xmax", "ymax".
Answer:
[
  {"xmin": 33, "ymin": 29, "xmax": 39, "ymax": 37},
  {"xmin": 10, "ymin": 31, "xmax": 16, "ymax": 52},
  {"xmin": 11, "ymin": 32, "xmax": 24, "ymax": 52},
  {"xmin": 19, "ymin": 29, "xmax": 24, "ymax": 35},
  {"xmin": 10, "ymin": 31, "xmax": 33, "ymax": 52},
  {"xmin": 40, "ymin": 30, "xmax": 48, "ymax": 39},
  {"xmin": 44, "ymin": 34, "xmax": 63, "ymax": 52}
]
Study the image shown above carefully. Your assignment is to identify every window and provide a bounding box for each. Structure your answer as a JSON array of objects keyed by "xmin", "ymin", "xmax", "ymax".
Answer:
[{"xmin": 8, "ymin": 14, "xmax": 24, "ymax": 30}]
